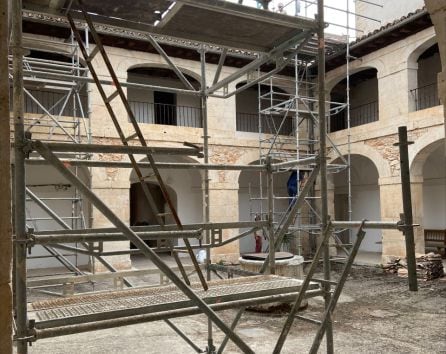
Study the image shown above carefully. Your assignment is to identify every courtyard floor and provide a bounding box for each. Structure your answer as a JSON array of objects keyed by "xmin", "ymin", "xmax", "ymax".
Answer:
[{"xmin": 22, "ymin": 259, "xmax": 446, "ymax": 354}]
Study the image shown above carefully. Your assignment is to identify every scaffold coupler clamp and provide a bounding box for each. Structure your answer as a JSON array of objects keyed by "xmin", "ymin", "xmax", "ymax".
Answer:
[{"xmin": 397, "ymin": 213, "xmax": 419, "ymax": 234}]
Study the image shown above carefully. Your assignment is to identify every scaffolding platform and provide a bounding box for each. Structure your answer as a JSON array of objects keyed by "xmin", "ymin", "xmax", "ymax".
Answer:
[{"xmin": 29, "ymin": 275, "xmax": 319, "ymax": 330}]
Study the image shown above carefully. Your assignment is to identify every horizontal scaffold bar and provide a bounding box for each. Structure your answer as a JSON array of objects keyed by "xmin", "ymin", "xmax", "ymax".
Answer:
[
  {"xmin": 32, "ymin": 229, "xmax": 203, "ymax": 245},
  {"xmin": 26, "ymin": 159, "xmax": 266, "ymax": 171},
  {"xmin": 33, "ymin": 221, "xmax": 267, "ymax": 236},
  {"xmin": 29, "ymin": 142, "xmax": 203, "ymax": 157},
  {"xmin": 332, "ymin": 220, "xmax": 402, "ymax": 230},
  {"xmin": 272, "ymin": 156, "xmax": 318, "ymax": 171}
]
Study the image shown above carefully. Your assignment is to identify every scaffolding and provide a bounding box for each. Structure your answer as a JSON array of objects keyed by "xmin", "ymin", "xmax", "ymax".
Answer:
[
  {"xmin": 9, "ymin": 1, "xmax": 418, "ymax": 353},
  {"xmin": 10, "ymin": 26, "xmax": 93, "ymax": 278}
]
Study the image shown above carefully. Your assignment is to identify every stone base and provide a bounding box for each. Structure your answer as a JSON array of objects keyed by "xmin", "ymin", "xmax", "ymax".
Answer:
[{"xmin": 239, "ymin": 255, "xmax": 307, "ymax": 311}]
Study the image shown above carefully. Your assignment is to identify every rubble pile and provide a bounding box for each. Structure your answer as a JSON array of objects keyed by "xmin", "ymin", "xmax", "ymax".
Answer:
[
  {"xmin": 414, "ymin": 253, "xmax": 444, "ymax": 280},
  {"xmin": 383, "ymin": 253, "xmax": 444, "ymax": 280}
]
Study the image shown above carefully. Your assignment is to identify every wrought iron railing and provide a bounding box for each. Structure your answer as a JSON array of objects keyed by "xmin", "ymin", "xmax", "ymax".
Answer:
[
  {"xmin": 329, "ymin": 101, "xmax": 378, "ymax": 133},
  {"xmin": 410, "ymin": 82, "xmax": 440, "ymax": 111},
  {"xmin": 12, "ymin": 87, "xmax": 88, "ymax": 118},
  {"xmin": 128, "ymin": 100, "xmax": 202, "ymax": 128},
  {"xmin": 236, "ymin": 112, "xmax": 294, "ymax": 135}
]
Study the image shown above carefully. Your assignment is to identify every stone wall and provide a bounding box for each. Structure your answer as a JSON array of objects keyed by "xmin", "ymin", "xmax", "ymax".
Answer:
[{"xmin": 327, "ymin": 23, "xmax": 445, "ymax": 262}]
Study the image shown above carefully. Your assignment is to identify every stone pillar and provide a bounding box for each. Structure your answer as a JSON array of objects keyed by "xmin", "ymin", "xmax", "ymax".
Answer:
[
  {"xmin": 378, "ymin": 63, "xmax": 413, "ymax": 120},
  {"xmin": 379, "ymin": 176, "xmax": 424, "ymax": 263},
  {"xmin": 208, "ymin": 175, "xmax": 240, "ymax": 264},
  {"xmin": 314, "ymin": 177, "xmax": 336, "ymax": 256},
  {"xmin": 90, "ymin": 167, "xmax": 131, "ymax": 271},
  {"xmin": 410, "ymin": 176, "xmax": 425, "ymax": 254},
  {"xmin": 0, "ymin": 0, "xmax": 12, "ymax": 351},
  {"xmin": 407, "ymin": 62, "xmax": 419, "ymax": 112}
]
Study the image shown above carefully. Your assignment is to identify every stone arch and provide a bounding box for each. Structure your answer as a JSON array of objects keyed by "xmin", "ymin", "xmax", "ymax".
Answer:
[
  {"xmin": 328, "ymin": 67, "xmax": 380, "ymax": 132},
  {"xmin": 126, "ymin": 65, "xmax": 202, "ymax": 126},
  {"xmin": 127, "ymin": 63, "xmax": 202, "ymax": 86},
  {"xmin": 407, "ymin": 33, "xmax": 438, "ymax": 69},
  {"xmin": 409, "ymin": 135, "xmax": 446, "ymax": 252},
  {"xmin": 410, "ymin": 129, "xmax": 445, "ymax": 176},
  {"xmin": 328, "ymin": 142, "xmax": 391, "ymax": 179},
  {"xmin": 330, "ymin": 153, "xmax": 382, "ymax": 252},
  {"xmin": 326, "ymin": 65, "xmax": 381, "ymax": 94}
]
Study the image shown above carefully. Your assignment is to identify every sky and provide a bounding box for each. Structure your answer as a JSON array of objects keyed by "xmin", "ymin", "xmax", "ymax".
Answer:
[{"xmin": 226, "ymin": 0, "xmax": 363, "ymax": 39}]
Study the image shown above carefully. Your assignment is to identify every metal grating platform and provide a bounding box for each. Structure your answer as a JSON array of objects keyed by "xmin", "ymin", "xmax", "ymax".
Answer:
[{"xmin": 29, "ymin": 275, "xmax": 319, "ymax": 329}]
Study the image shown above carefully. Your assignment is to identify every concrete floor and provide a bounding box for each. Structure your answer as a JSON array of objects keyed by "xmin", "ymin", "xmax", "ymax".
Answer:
[{"xmin": 22, "ymin": 261, "xmax": 446, "ymax": 354}]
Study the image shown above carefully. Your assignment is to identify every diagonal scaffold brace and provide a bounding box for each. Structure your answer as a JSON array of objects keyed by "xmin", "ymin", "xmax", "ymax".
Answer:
[
  {"xmin": 33, "ymin": 140, "xmax": 255, "ymax": 354},
  {"xmin": 66, "ymin": 0, "xmax": 207, "ymax": 290}
]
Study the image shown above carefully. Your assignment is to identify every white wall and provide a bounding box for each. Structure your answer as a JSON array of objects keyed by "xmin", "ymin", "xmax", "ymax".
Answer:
[
  {"xmin": 26, "ymin": 165, "xmax": 90, "ymax": 269},
  {"xmin": 238, "ymin": 168, "xmax": 290, "ymax": 254},
  {"xmin": 333, "ymin": 155, "xmax": 382, "ymax": 252},
  {"xmin": 422, "ymin": 144, "xmax": 446, "ymax": 229}
]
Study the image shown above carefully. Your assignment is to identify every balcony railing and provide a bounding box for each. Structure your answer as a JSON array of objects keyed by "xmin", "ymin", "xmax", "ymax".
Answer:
[
  {"xmin": 12, "ymin": 88, "xmax": 88, "ymax": 118},
  {"xmin": 410, "ymin": 82, "xmax": 440, "ymax": 111},
  {"xmin": 236, "ymin": 112, "xmax": 294, "ymax": 135},
  {"xmin": 330, "ymin": 101, "xmax": 378, "ymax": 133},
  {"xmin": 129, "ymin": 100, "xmax": 202, "ymax": 128}
]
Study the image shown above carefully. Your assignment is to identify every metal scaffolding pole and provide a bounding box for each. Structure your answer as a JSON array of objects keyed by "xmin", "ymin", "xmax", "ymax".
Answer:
[
  {"xmin": 317, "ymin": 1, "xmax": 334, "ymax": 352},
  {"xmin": 0, "ymin": 0, "xmax": 13, "ymax": 351},
  {"xmin": 397, "ymin": 126, "xmax": 418, "ymax": 292},
  {"xmin": 12, "ymin": 0, "xmax": 28, "ymax": 352},
  {"xmin": 199, "ymin": 45, "xmax": 215, "ymax": 354}
]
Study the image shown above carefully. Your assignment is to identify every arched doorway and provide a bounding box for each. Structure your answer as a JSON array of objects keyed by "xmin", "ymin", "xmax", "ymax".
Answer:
[
  {"xmin": 238, "ymin": 160, "xmax": 290, "ymax": 254},
  {"xmin": 127, "ymin": 66, "xmax": 201, "ymax": 127},
  {"xmin": 419, "ymin": 141, "xmax": 446, "ymax": 253},
  {"xmin": 329, "ymin": 68, "xmax": 379, "ymax": 132},
  {"xmin": 411, "ymin": 43, "xmax": 441, "ymax": 111},
  {"xmin": 332, "ymin": 154, "xmax": 382, "ymax": 252},
  {"xmin": 235, "ymin": 82, "xmax": 293, "ymax": 135},
  {"xmin": 129, "ymin": 155, "xmax": 203, "ymax": 250}
]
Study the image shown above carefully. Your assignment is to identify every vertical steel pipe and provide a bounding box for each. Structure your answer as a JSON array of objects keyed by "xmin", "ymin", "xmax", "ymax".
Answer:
[
  {"xmin": 11, "ymin": 0, "xmax": 28, "ymax": 352},
  {"xmin": 266, "ymin": 156, "xmax": 275, "ymax": 274},
  {"xmin": 397, "ymin": 126, "xmax": 418, "ymax": 291},
  {"xmin": 200, "ymin": 45, "xmax": 215, "ymax": 354},
  {"xmin": 0, "ymin": 0, "xmax": 13, "ymax": 351},
  {"xmin": 317, "ymin": 1, "xmax": 334, "ymax": 352}
]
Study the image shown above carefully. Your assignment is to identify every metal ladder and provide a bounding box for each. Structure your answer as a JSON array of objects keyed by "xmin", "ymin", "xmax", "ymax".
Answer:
[{"xmin": 66, "ymin": 1, "xmax": 207, "ymax": 290}]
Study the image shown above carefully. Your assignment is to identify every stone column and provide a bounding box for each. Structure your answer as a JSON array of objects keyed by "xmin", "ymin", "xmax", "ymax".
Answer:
[
  {"xmin": 314, "ymin": 177, "xmax": 336, "ymax": 256},
  {"xmin": 410, "ymin": 176, "xmax": 425, "ymax": 254},
  {"xmin": 0, "ymin": 0, "xmax": 12, "ymax": 351},
  {"xmin": 208, "ymin": 174, "xmax": 240, "ymax": 264},
  {"xmin": 90, "ymin": 167, "xmax": 132, "ymax": 271},
  {"xmin": 379, "ymin": 176, "xmax": 424, "ymax": 263},
  {"xmin": 378, "ymin": 62, "xmax": 413, "ymax": 120}
]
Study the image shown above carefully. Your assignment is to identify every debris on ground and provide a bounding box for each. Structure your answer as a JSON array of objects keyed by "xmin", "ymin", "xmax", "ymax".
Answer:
[{"xmin": 383, "ymin": 252, "xmax": 444, "ymax": 280}]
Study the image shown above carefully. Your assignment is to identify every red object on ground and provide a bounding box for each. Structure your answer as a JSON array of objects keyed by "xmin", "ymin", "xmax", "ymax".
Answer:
[{"xmin": 255, "ymin": 234, "xmax": 262, "ymax": 253}]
